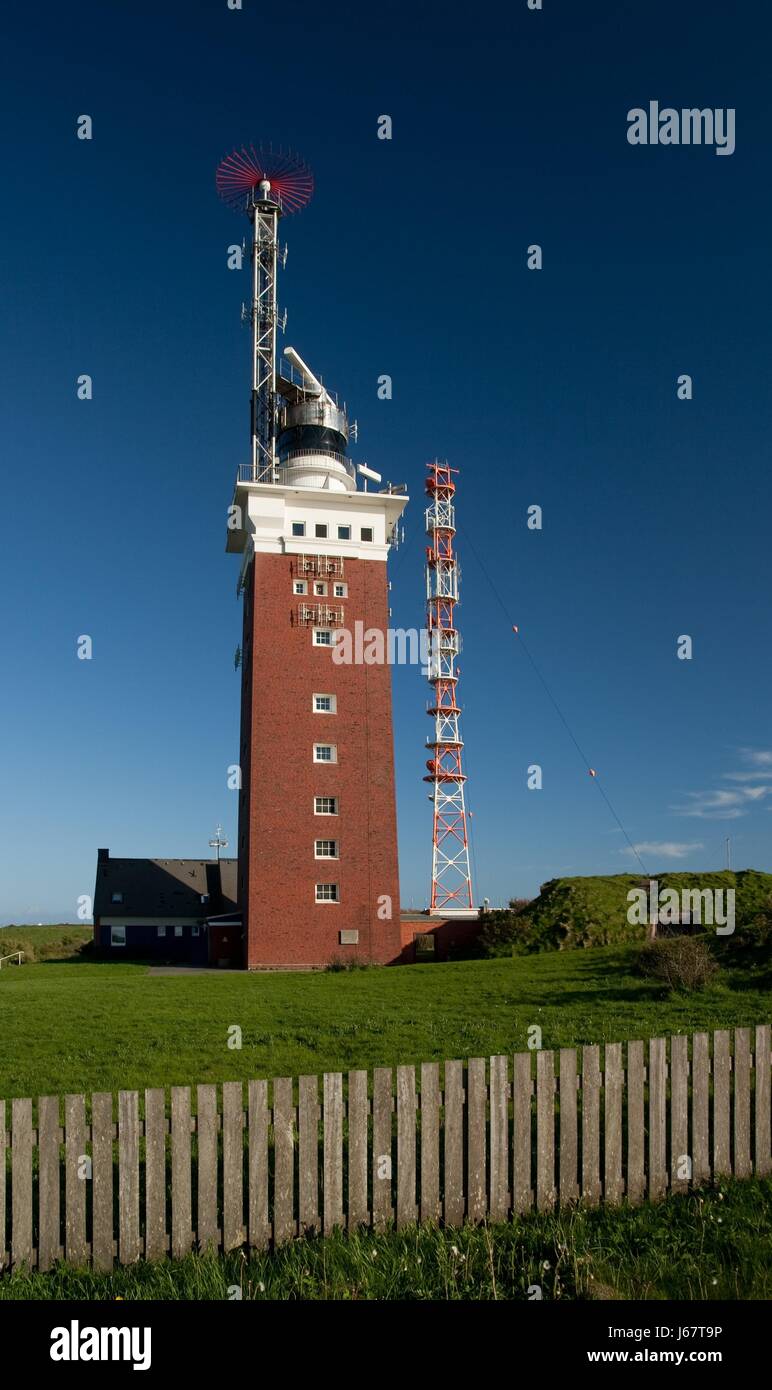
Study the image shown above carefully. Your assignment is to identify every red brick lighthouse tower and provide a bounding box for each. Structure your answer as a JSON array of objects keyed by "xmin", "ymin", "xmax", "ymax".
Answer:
[{"xmin": 217, "ymin": 147, "xmax": 408, "ymax": 969}]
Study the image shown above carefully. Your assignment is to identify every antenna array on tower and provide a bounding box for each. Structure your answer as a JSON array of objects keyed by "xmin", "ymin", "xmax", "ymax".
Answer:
[{"xmin": 424, "ymin": 461, "xmax": 474, "ymax": 912}]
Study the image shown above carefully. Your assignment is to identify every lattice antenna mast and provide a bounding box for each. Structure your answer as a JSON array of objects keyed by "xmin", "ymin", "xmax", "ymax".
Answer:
[
  {"xmin": 249, "ymin": 187, "xmax": 280, "ymax": 481},
  {"xmin": 215, "ymin": 146, "xmax": 314, "ymax": 483},
  {"xmin": 424, "ymin": 461, "xmax": 474, "ymax": 911}
]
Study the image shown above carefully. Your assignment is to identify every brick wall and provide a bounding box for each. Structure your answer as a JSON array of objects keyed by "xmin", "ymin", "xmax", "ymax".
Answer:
[{"xmin": 239, "ymin": 551, "xmax": 402, "ymax": 967}]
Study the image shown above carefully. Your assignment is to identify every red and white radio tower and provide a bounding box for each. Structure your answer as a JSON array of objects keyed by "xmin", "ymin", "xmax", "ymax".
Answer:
[{"xmin": 424, "ymin": 461, "xmax": 474, "ymax": 913}]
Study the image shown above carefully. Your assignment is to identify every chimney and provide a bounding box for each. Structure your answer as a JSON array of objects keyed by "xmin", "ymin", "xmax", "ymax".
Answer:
[{"xmin": 98, "ymin": 848, "xmax": 109, "ymax": 864}]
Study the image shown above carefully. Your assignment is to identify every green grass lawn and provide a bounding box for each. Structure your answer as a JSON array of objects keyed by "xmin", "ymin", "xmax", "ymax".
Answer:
[
  {"xmin": 2, "ymin": 1178, "xmax": 769, "ymax": 1300},
  {"xmin": 0, "ymin": 941, "xmax": 768, "ymax": 1100}
]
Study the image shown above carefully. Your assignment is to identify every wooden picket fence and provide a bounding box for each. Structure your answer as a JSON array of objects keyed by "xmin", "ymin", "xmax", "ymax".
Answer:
[{"xmin": 1, "ymin": 1025, "xmax": 770, "ymax": 1272}]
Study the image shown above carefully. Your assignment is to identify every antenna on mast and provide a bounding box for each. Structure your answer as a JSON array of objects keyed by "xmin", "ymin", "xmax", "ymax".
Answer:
[
  {"xmin": 208, "ymin": 825, "xmax": 229, "ymax": 863},
  {"xmin": 216, "ymin": 145, "xmax": 314, "ymax": 483},
  {"xmin": 424, "ymin": 460, "xmax": 474, "ymax": 914}
]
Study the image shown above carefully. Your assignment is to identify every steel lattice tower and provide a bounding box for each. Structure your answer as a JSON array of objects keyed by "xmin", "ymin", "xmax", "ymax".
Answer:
[{"xmin": 424, "ymin": 461, "xmax": 474, "ymax": 911}]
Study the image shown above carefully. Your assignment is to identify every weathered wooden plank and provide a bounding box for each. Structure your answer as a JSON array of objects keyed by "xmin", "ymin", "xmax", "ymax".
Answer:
[
  {"xmin": 247, "ymin": 1079, "xmax": 270, "ymax": 1250},
  {"xmin": 323, "ymin": 1073, "xmax": 344, "ymax": 1236},
  {"xmin": 535, "ymin": 1051, "xmax": 555, "ymax": 1211},
  {"xmin": 512, "ymin": 1051, "xmax": 532, "ymax": 1213},
  {"xmin": 298, "ymin": 1075, "xmax": 320, "ymax": 1234},
  {"xmin": 223, "ymin": 1081, "xmax": 244, "ymax": 1251},
  {"xmin": 372, "ymin": 1067, "xmax": 393, "ymax": 1232},
  {"xmin": 38, "ymin": 1096, "xmax": 61, "ymax": 1271},
  {"xmin": 489, "ymin": 1055, "xmax": 510, "ymax": 1221},
  {"xmin": 420, "ymin": 1063, "xmax": 441, "ymax": 1225},
  {"xmin": 0, "ymin": 1101, "xmax": 5, "ymax": 1271},
  {"xmin": 91, "ymin": 1092, "xmax": 114, "ymax": 1271},
  {"xmin": 626, "ymin": 1040, "xmax": 645, "ymax": 1204},
  {"xmin": 91, "ymin": 1089, "xmax": 114, "ymax": 1273},
  {"xmin": 196, "ymin": 1085, "xmax": 218, "ymax": 1253},
  {"xmin": 443, "ymin": 1061, "xmax": 464, "ymax": 1228},
  {"xmin": 65, "ymin": 1093, "xmax": 87, "ymax": 1265},
  {"xmin": 733, "ymin": 1028, "xmax": 752, "ymax": 1180},
  {"xmin": 604, "ymin": 1043, "xmax": 624, "ymax": 1205},
  {"xmin": 466, "ymin": 1057, "xmax": 487, "ymax": 1222},
  {"xmin": 144, "ymin": 1089, "xmax": 166, "ymax": 1261},
  {"xmin": 558, "ymin": 1049, "xmax": 579, "ymax": 1204},
  {"xmin": 713, "ymin": 1031, "xmax": 731, "ymax": 1178},
  {"xmin": 273, "ymin": 1077, "xmax": 295, "ymax": 1244},
  {"xmin": 396, "ymin": 1066, "xmax": 417, "ymax": 1230},
  {"xmin": 171, "ymin": 1087, "xmax": 192, "ymax": 1259},
  {"xmin": 691, "ymin": 1033, "xmax": 710, "ymax": 1184},
  {"xmin": 648, "ymin": 1038, "xmax": 667, "ymax": 1202},
  {"xmin": 581, "ymin": 1045, "xmax": 601, "ymax": 1206},
  {"xmin": 670, "ymin": 1036, "xmax": 689, "ymax": 1194},
  {"xmin": 755, "ymin": 1024, "xmax": 771, "ymax": 1177},
  {"xmin": 11, "ymin": 1098, "xmax": 33, "ymax": 1270},
  {"xmin": 347, "ymin": 1070, "xmax": 368, "ymax": 1230},
  {"xmin": 118, "ymin": 1090, "xmax": 140, "ymax": 1265}
]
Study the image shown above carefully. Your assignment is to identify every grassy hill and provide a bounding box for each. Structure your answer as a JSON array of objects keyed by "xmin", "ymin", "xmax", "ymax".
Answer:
[
  {"xmin": 479, "ymin": 869, "xmax": 772, "ymax": 954},
  {"xmin": 0, "ymin": 924, "xmax": 91, "ymax": 962}
]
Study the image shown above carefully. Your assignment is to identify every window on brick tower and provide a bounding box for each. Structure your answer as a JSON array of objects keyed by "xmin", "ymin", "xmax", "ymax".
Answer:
[
  {"xmin": 294, "ymin": 580, "xmax": 307, "ymax": 595},
  {"xmin": 337, "ymin": 525, "xmax": 351, "ymax": 541},
  {"xmin": 314, "ymin": 796, "xmax": 338, "ymax": 815},
  {"xmin": 361, "ymin": 526, "xmax": 374, "ymax": 542},
  {"xmin": 333, "ymin": 582, "xmax": 347, "ymax": 598},
  {"xmin": 313, "ymin": 630, "xmax": 333, "ymax": 647},
  {"xmin": 315, "ymin": 883, "xmax": 339, "ymax": 902},
  {"xmin": 313, "ymin": 693, "xmax": 336, "ymax": 713},
  {"xmin": 292, "ymin": 522, "xmax": 305, "ymax": 537},
  {"xmin": 315, "ymin": 523, "xmax": 328, "ymax": 539},
  {"xmin": 314, "ymin": 744, "xmax": 336, "ymax": 763},
  {"xmin": 315, "ymin": 839, "xmax": 338, "ymax": 858},
  {"xmin": 314, "ymin": 582, "xmax": 327, "ymax": 596}
]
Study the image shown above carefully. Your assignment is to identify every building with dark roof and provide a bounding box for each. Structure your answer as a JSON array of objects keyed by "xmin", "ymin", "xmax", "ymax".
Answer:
[{"xmin": 93, "ymin": 849, "xmax": 241, "ymax": 966}]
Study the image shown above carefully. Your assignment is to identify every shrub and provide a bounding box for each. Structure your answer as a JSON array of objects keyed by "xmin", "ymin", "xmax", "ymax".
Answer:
[
  {"xmin": 637, "ymin": 936, "xmax": 718, "ymax": 992},
  {"xmin": 324, "ymin": 955, "xmax": 376, "ymax": 973}
]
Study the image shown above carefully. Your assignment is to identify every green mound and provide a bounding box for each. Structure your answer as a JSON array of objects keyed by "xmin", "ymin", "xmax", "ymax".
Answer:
[{"xmin": 479, "ymin": 869, "xmax": 772, "ymax": 955}]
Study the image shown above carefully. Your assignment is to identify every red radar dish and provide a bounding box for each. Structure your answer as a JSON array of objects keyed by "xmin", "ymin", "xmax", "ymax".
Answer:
[{"xmin": 215, "ymin": 145, "xmax": 314, "ymax": 215}]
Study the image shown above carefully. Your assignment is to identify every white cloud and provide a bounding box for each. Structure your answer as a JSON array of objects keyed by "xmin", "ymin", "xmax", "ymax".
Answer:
[
  {"xmin": 739, "ymin": 748, "xmax": 772, "ymax": 767},
  {"xmin": 672, "ymin": 785, "xmax": 772, "ymax": 819},
  {"xmin": 723, "ymin": 749, "xmax": 772, "ymax": 781},
  {"xmin": 621, "ymin": 841, "xmax": 703, "ymax": 860}
]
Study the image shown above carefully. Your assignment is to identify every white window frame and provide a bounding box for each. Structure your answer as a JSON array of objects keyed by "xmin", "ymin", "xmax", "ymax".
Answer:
[
  {"xmin": 333, "ymin": 582, "xmax": 347, "ymax": 599},
  {"xmin": 360, "ymin": 526, "xmax": 374, "ymax": 542},
  {"xmin": 110, "ymin": 925, "xmax": 126, "ymax": 947},
  {"xmin": 157, "ymin": 925, "xmax": 166, "ymax": 938},
  {"xmin": 313, "ymin": 629, "xmax": 333, "ymax": 647},
  {"xmin": 192, "ymin": 925, "xmax": 200, "ymax": 937},
  {"xmin": 292, "ymin": 521, "xmax": 306, "ymax": 537},
  {"xmin": 315, "ymin": 840, "xmax": 339, "ymax": 859},
  {"xmin": 174, "ymin": 925, "xmax": 183, "ymax": 938},
  {"xmin": 313, "ymin": 693, "xmax": 336, "ymax": 714},
  {"xmin": 313, "ymin": 744, "xmax": 337, "ymax": 763},
  {"xmin": 315, "ymin": 883, "xmax": 340, "ymax": 903},
  {"xmin": 294, "ymin": 580, "xmax": 307, "ymax": 595},
  {"xmin": 337, "ymin": 525, "xmax": 351, "ymax": 541},
  {"xmin": 314, "ymin": 796, "xmax": 338, "ymax": 815},
  {"xmin": 315, "ymin": 523, "xmax": 328, "ymax": 539},
  {"xmin": 313, "ymin": 581, "xmax": 328, "ymax": 596}
]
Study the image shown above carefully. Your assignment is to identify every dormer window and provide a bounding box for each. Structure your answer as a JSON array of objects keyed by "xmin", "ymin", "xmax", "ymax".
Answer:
[{"xmin": 111, "ymin": 891, "xmax": 124, "ymax": 904}]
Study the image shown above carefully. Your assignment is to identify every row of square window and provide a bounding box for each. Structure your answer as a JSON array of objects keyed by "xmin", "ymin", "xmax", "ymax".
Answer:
[
  {"xmin": 295, "ymin": 580, "xmax": 347, "ymax": 598},
  {"xmin": 292, "ymin": 522, "xmax": 373, "ymax": 542},
  {"xmin": 109, "ymin": 924, "xmax": 201, "ymax": 945}
]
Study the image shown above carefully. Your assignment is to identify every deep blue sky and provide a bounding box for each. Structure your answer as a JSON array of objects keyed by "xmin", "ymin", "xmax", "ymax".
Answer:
[{"xmin": 2, "ymin": 0, "xmax": 771, "ymax": 921}]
